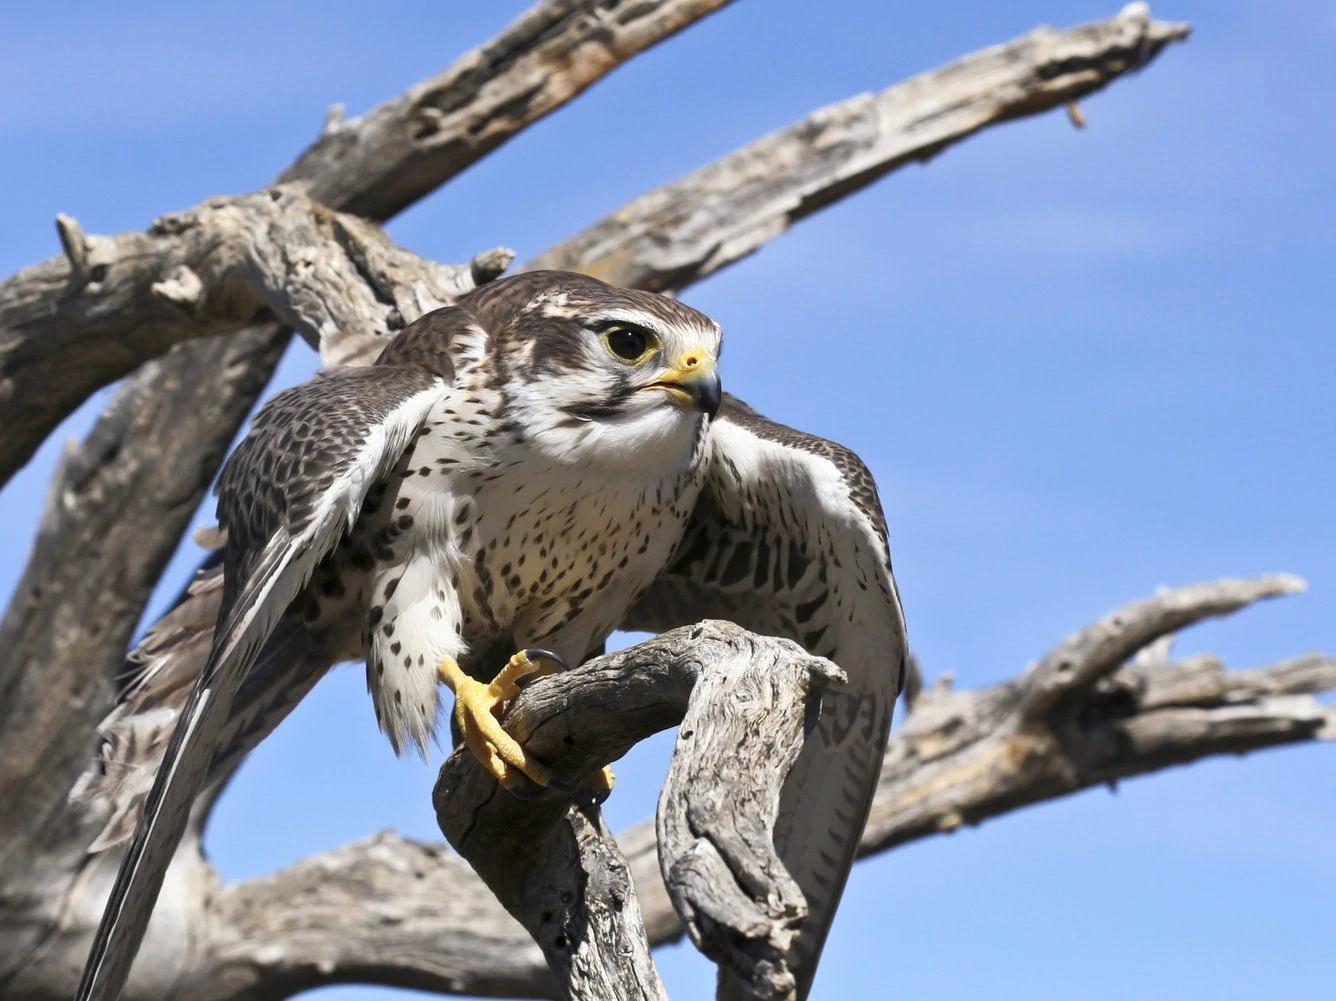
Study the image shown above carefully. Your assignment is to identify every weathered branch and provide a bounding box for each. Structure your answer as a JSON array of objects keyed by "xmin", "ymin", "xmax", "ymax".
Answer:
[
  {"xmin": 864, "ymin": 577, "xmax": 1332, "ymax": 851},
  {"xmin": 526, "ymin": 5, "xmax": 1190, "ymax": 289},
  {"xmin": 436, "ymin": 623, "xmax": 842, "ymax": 1001},
  {"xmin": 0, "ymin": 190, "xmax": 497, "ymax": 444},
  {"xmin": 280, "ymin": 0, "xmax": 736, "ymax": 220},
  {"xmin": 1019, "ymin": 574, "xmax": 1305, "ymax": 721}
]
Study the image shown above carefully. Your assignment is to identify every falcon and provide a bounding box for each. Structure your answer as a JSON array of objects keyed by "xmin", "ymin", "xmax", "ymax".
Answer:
[{"xmin": 73, "ymin": 270, "xmax": 907, "ymax": 1001}]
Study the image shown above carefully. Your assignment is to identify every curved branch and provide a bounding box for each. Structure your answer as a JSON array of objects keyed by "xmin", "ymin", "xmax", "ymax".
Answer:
[
  {"xmin": 435, "ymin": 623, "xmax": 841, "ymax": 1001},
  {"xmin": 1020, "ymin": 573, "xmax": 1306, "ymax": 721},
  {"xmin": 0, "ymin": 191, "xmax": 495, "ymax": 449},
  {"xmin": 525, "ymin": 5, "xmax": 1190, "ymax": 289}
]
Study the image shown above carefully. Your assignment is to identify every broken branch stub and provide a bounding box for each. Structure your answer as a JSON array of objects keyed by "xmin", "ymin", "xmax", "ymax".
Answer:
[{"xmin": 434, "ymin": 622, "xmax": 843, "ymax": 1001}]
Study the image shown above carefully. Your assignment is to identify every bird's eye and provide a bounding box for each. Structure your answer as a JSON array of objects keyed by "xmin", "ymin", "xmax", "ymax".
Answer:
[{"xmin": 603, "ymin": 326, "xmax": 655, "ymax": 363}]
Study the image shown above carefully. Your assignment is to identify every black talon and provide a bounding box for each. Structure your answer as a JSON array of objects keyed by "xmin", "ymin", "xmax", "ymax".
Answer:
[
  {"xmin": 503, "ymin": 779, "xmax": 548, "ymax": 800},
  {"xmin": 514, "ymin": 648, "xmax": 569, "ymax": 690},
  {"xmin": 520, "ymin": 648, "xmax": 568, "ymax": 671}
]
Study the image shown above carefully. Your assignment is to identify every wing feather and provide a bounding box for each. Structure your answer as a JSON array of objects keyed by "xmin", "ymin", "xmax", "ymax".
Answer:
[
  {"xmin": 75, "ymin": 365, "xmax": 448, "ymax": 1001},
  {"xmin": 625, "ymin": 394, "xmax": 907, "ymax": 1000}
]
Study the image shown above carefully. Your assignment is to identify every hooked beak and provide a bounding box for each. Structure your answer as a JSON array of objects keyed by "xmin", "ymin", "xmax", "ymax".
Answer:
[{"xmin": 647, "ymin": 346, "xmax": 721, "ymax": 418}]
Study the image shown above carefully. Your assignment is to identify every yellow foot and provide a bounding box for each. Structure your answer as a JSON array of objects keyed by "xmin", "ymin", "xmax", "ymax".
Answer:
[{"xmin": 437, "ymin": 649, "xmax": 566, "ymax": 790}]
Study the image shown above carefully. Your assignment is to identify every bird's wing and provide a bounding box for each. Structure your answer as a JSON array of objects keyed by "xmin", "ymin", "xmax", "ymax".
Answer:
[
  {"xmin": 75, "ymin": 363, "xmax": 451, "ymax": 1001},
  {"xmin": 623, "ymin": 393, "xmax": 907, "ymax": 1001}
]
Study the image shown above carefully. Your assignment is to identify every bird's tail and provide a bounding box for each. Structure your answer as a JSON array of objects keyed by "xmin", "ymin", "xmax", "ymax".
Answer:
[{"xmin": 71, "ymin": 557, "xmax": 326, "ymax": 853}]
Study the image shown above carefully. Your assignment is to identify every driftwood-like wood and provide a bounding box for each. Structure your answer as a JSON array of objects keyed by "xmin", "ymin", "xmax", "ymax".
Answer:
[
  {"xmin": 3, "ymin": 578, "xmax": 1327, "ymax": 1001},
  {"xmin": 281, "ymin": 0, "xmax": 736, "ymax": 221},
  {"xmin": 527, "ymin": 5, "xmax": 1189, "ymax": 289},
  {"xmin": 435, "ymin": 623, "xmax": 841, "ymax": 1001},
  {"xmin": 0, "ymin": 190, "xmax": 494, "ymax": 454}
]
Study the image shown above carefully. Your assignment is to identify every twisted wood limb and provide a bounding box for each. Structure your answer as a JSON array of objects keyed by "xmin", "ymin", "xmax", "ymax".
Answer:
[{"xmin": 435, "ymin": 623, "xmax": 842, "ymax": 1001}]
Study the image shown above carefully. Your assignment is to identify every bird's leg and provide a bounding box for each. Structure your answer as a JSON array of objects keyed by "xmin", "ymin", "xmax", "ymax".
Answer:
[
  {"xmin": 486, "ymin": 647, "xmax": 566, "ymax": 704},
  {"xmin": 438, "ymin": 649, "xmax": 616, "ymax": 799},
  {"xmin": 437, "ymin": 650, "xmax": 566, "ymax": 791},
  {"xmin": 496, "ymin": 648, "xmax": 616, "ymax": 800}
]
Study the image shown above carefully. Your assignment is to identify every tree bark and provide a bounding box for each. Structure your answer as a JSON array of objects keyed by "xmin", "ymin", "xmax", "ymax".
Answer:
[{"xmin": 436, "ymin": 623, "xmax": 841, "ymax": 1001}]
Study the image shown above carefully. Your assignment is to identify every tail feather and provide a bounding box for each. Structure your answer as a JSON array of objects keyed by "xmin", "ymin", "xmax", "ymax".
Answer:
[{"xmin": 72, "ymin": 560, "xmax": 328, "ymax": 854}]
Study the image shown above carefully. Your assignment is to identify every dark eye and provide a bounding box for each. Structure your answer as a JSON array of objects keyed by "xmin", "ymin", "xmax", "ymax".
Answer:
[{"xmin": 604, "ymin": 326, "xmax": 653, "ymax": 362}]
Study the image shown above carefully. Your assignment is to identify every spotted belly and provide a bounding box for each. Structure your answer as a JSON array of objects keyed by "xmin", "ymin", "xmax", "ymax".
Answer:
[{"xmin": 349, "ymin": 445, "xmax": 703, "ymax": 756}]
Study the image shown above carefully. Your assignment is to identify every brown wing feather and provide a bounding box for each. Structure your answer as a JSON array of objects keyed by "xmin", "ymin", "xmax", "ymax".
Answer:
[
  {"xmin": 624, "ymin": 393, "xmax": 907, "ymax": 1000},
  {"xmin": 75, "ymin": 362, "xmax": 451, "ymax": 1001}
]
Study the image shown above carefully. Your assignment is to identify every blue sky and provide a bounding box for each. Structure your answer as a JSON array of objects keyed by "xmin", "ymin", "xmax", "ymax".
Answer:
[{"xmin": 3, "ymin": 2, "xmax": 1333, "ymax": 999}]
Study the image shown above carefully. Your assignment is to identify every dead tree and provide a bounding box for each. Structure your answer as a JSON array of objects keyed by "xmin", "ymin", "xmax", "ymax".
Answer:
[{"xmin": 1, "ymin": 4, "xmax": 1327, "ymax": 1000}]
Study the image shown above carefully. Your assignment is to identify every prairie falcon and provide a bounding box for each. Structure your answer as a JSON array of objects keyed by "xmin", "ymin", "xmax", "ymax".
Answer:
[{"xmin": 74, "ymin": 270, "xmax": 907, "ymax": 1001}]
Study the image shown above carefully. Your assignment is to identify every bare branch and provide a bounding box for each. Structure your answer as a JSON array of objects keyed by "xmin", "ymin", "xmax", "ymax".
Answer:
[
  {"xmin": 281, "ymin": 0, "xmax": 737, "ymax": 220},
  {"xmin": 864, "ymin": 579, "xmax": 1332, "ymax": 853},
  {"xmin": 0, "ymin": 190, "xmax": 493, "ymax": 459},
  {"xmin": 209, "ymin": 834, "xmax": 551, "ymax": 1001},
  {"xmin": 0, "ymin": 333, "xmax": 287, "ymax": 889},
  {"xmin": 525, "ymin": 6, "xmax": 1190, "ymax": 289},
  {"xmin": 1019, "ymin": 574, "xmax": 1306, "ymax": 721},
  {"xmin": 657, "ymin": 636, "xmax": 841, "ymax": 1000}
]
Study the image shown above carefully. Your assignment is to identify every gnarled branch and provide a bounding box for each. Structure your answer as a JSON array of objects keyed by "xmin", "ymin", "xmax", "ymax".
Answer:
[
  {"xmin": 281, "ymin": 0, "xmax": 736, "ymax": 220},
  {"xmin": 435, "ymin": 623, "xmax": 841, "ymax": 1001},
  {"xmin": 0, "ymin": 189, "xmax": 497, "ymax": 442}
]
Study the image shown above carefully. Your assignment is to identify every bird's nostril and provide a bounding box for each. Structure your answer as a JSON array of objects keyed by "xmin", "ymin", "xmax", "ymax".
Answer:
[{"xmin": 684, "ymin": 355, "xmax": 698, "ymax": 368}]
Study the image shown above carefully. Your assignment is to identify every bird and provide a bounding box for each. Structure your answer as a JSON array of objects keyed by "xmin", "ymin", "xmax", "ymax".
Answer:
[{"xmin": 72, "ymin": 269, "xmax": 907, "ymax": 1001}]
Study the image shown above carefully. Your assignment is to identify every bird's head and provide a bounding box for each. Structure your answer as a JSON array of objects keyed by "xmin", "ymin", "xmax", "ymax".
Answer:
[{"xmin": 462, "ymin": 270, "xmax": 723, "ymax": 469}]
